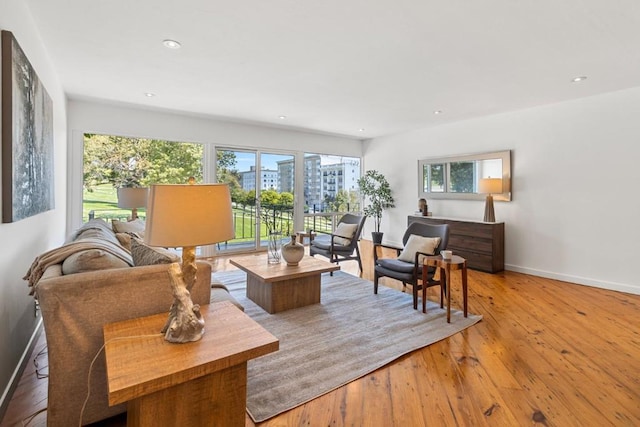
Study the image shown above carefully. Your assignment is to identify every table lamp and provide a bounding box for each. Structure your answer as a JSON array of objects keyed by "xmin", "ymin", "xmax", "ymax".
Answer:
[
  {"xmin": 116, "ymin": 187, "xmax": 148, "ymax": 220},
  {"xmin": 478, "ymin": 178, "xmax": 503, "ymax": 223},
  {"xmin": 144, "ymin": 182, "xmax": 234, "ymax": 343}
]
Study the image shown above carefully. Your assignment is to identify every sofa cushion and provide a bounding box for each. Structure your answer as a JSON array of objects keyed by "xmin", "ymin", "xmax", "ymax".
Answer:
[
  {"xmin": 62, "ymin": 249, "xmax": 131, "ymax": 274},
  {"xmin": 112, "ymin": 218, "xmax": 146, "ymax": 235},
  {"xmin": 131, "ymin": 239, "xmax": 180, "ymax": 266},
  {"xmin": 115, "ymin": 232, "xmax": 143, "ymax": 251},
  {"xmin": 211, "ymin": 282, "xmax": 244, "ymax": 311}
]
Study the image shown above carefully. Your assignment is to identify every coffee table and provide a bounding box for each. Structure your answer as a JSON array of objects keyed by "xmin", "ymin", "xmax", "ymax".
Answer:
[{"xmin": 229, "ymin": 254, "xmax": 340, "ymax": 313}]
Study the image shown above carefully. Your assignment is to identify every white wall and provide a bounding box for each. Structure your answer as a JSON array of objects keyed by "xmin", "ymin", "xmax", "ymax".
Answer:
[
  {"xmin": 363, "ymin": 87, "xmax": 640, "ymax": 295},
  {"xmin": 0, "ymin": 0, "xmax": 67, "ymax": 412}
]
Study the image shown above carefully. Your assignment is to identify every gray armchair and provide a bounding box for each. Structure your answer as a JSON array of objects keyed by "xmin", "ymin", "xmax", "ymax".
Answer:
[
  {"xmin": 310, "ymin": 213, "xmax": 366, "ymax": 272},
  {"xmin": 374, "ymin": 222, "xmax": 449, "ymax": 309}
]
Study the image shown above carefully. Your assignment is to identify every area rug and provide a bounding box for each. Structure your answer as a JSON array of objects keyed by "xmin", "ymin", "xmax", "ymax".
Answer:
[{"xmin": 213, "ymin": 270, "xmax": 482, "ymax": 423}]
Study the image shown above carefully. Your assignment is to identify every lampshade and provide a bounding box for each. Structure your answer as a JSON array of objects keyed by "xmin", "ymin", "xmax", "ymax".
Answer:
[
  {"xmin": 144, "ymin": 184, "xmax": 234, "ymax": 248},
  {"xmin": 116, "ymin": 187, "xmax": 148, "ymax": 208},
  {"xmin": 478, "ymin": 178, "xmax": 503, "ymax": 194}
]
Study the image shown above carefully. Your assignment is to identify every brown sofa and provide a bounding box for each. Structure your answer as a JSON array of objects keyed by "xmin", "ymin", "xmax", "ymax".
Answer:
[{"xmin": 28, "ymin": 219, "xmax": 241, "ymax": 426}]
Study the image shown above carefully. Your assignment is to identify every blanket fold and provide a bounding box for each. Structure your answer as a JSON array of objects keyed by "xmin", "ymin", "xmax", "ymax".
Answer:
[{"xmin": 24, "ymin": 238, "xmax": 134, "ymax": 293}]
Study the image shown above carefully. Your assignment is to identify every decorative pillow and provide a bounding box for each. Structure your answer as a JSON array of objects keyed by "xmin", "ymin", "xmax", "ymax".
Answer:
[
  {"xmin": 398, "ymin": 235, "xmax": 441, "ymax": 264},
  {"xmin": 62, "ymin": 249, "xmax": 131, "ymax": 274},
  {"xmin": 333, "ymin": 223, "xmax": 358, "ymax": 246},
  {"xmin": 112, "ymin": 218, "xmax": 146, "ymax": 234},
  {"xmin": 115, "ymin": 233, "xmax": 136, "ymax": 251},
  {"xmin": 131, "ymin": 239, "xmax": 180, "ymax": 266}
]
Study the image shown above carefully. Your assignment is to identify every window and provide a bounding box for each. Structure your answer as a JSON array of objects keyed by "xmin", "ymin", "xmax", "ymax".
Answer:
[{"xmin": 82, "ymin": 134, "xmax": 203, "ymax": 221}]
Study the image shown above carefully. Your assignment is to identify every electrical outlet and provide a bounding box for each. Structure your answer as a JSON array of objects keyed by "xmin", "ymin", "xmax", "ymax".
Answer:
[{"xmin": 34, "ymin": 300, "xmax": 40, "ymax": 318}]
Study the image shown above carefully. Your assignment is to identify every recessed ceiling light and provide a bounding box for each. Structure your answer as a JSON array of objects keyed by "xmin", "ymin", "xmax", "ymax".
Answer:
[
  {"xmin": 279, "ymin": 115, "xmax": 287, "ymax": 119},
  {"xmin": 572, "ymin": 76, "xmax": 587, "ymax": 83},
  {"xmin": 358, "ymin": 128, "xmax": 365, "ymax": 132},
  {"xmin": 433, "ymin": 110, "xmax": 443, "ymax": 115},
  {"xmin": 144, "ymin": 92, "xmax": 155, "ymax": 97},
  {"xmin": 162, "ymin": 39, "xmax": 181, "ymax": 49}
]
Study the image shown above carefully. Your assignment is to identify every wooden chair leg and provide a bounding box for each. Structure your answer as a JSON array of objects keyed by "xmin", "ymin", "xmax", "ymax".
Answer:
[
  {"xmin": 422, "ymin": 282, "xmax": 427, "ymax": 313},
  {"xmin": 439, "ymin": 268, "xmax": 445, "ymax": 308}
]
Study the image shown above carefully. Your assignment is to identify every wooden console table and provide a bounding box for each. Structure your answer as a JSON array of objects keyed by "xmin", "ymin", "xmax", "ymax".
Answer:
[
  {"xmin": 408, "ymin": 215, "xmax": 504, "ymax": 273},
  {"xmin": 104, "ymin": 302, "xmax": 278, "ymax": 427}
]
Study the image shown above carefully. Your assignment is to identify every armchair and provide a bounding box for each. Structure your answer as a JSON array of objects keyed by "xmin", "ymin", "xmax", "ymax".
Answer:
[
  {"xmin": 374, "ymin": 222, "xmax": 449, "ymax": 309},
  {"xmin": 310, "ymin": 213, "xmax": 366, "ymax": 272}
]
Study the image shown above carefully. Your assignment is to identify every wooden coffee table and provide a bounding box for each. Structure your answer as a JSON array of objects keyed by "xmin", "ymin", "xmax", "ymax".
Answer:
[{"xmin": 230, "ymin": 254, "xmax": 340, "ymax": 313}]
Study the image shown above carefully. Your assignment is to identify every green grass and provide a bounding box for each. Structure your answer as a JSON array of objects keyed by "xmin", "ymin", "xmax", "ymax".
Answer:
[{"xmin": 83, "ymin": 185, "xmax": 134, "ymax": 221}]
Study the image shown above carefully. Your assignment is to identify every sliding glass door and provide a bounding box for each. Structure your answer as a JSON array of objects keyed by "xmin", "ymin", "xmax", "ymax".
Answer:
[{"xmin": 215, "ymin": 148, "xmax": 295, "ymax": 253}]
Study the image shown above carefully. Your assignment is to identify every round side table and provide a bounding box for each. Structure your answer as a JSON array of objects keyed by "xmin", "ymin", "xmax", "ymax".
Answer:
[
  {"xmin": 295, "ymin": 230, "xmax": 316, "ymax": 245},
  {"xmin": 423, "ymin": 255, "xmax": 468, "ymax": 323}
]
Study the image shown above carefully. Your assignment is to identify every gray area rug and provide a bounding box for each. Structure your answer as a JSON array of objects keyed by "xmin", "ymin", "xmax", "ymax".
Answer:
[{"xmin": 213, "ymin": 270, "xmax": 482, "ymax": 423}]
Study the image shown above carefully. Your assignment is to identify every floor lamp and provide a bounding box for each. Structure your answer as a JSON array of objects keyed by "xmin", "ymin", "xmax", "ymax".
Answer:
[
  {"xmin": 479, "ymin": 178, "xmax": 503, "ymax": 223},
  {"xmin": 144, "ymin": 183, "xmax": 235, "ymax": 343},
  {"xmin": 116, "ymin": 187, "xmax": 148, "ymax": 220}
]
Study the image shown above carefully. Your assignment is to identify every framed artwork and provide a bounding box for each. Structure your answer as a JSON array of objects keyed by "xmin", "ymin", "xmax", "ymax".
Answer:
[{"xmin": 1, "ymin": 30, "xmax": 54, "ymax": 223}]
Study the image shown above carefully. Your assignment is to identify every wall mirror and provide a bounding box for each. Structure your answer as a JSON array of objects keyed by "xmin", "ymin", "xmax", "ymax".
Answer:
[{"xmin": 418, "ymin": 150, "xmax": 511, "ymax": 201}]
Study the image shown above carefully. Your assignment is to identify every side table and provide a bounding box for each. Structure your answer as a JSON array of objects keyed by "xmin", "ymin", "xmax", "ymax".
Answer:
[
  {"xmin": 296, "ymin": 230, "xmax": 316, "ymax": 245},
  {"xmin": 423, "ymin": 255, "xmax": 468, "ymax": 323},
  {"xmin": 103, "ymin": 301, "xmax": 279, "ymax": 427}
]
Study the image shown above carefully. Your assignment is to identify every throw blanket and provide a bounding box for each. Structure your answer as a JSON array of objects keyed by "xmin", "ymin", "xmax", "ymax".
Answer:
[
  {"xmin": 66, "ymin": 218, "xmax": 116, "ymax": 243},
  {"xmin": 24, "ymin": 238, "xmax": 134, "ymax": 293}
]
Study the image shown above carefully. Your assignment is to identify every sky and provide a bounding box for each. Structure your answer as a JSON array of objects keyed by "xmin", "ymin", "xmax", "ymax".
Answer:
[{"xmin": 231, "ymin": 151, "xmax": 359, "ymax": 172}]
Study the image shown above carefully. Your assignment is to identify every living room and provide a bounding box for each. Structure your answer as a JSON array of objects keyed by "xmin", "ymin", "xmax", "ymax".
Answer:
[{"xmin": 2, "ymin": 0, "xmax": 639, "ymax": 425}]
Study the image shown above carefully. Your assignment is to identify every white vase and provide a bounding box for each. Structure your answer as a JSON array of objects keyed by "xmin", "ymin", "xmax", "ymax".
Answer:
[{"xmin": 282, "ymin": 235, "xmax": 304, "ymax": 266}]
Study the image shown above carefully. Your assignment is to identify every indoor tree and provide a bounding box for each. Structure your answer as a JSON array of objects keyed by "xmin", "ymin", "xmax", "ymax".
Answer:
[{"xmin": 357, "ymin": 170, "xmax": 395, "ymax": 243}]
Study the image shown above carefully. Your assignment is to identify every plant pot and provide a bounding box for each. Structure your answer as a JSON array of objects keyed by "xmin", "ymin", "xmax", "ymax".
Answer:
[{"xmin": 371, "ymin": 231, "xmax": 383, "ymax": 244}]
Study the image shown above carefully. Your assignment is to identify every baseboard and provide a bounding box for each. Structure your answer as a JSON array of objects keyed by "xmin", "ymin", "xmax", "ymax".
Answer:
[
  {"xmin": 0, "ymin": 318, "xmax": 44, "ymax": 422},
  {"xmin": 505, "ymin": 264, "xmax": 640, "ymax": 295}
]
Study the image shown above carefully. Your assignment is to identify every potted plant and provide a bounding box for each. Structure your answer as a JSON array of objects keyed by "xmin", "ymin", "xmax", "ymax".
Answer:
[{"xmin": 357, "ymin": 170, "xmax": 395, "ymax": 244}]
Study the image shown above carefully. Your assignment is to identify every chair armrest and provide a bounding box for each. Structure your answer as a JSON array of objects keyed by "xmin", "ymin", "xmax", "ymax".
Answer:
[
  {"xmin": 330, "ymin": 232, "xmax": 351, "ymax": 242},
  {"xmin": 413, "ymin": 251, "xmax": 437, "ymax": 278},
  {"xmin": 329, "ymin": 233, "xmax": 358, "ymax": 251},
  {"xmin": 373, "ymin": 242, "xmax": 402, "ymax": 261}
]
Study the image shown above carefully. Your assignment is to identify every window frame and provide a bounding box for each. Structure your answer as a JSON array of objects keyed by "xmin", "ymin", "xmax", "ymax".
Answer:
[{"xmin": 418, "ymin": 150, "xmax": 512, "ymax": 201}]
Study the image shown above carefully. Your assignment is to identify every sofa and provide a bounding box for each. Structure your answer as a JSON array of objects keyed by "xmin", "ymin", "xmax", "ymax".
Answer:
[{"xmin": 26, "ymin": 219, "xmax": 242, "ymax": 426}]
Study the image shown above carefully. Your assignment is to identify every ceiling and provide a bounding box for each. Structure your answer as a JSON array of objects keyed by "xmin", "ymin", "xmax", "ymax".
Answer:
[{"xmin": 24, "ymin": 0, "xmax": 640, "ymax": 139}]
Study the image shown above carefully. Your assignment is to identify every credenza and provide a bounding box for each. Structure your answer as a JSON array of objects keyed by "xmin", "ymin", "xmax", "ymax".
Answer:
[{"xmin": 408, "ymin": 215, "xmax": 504, "ymax": 273}]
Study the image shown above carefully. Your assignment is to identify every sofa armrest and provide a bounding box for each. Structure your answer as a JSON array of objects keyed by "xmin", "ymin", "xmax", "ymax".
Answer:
[{"xmin": 37, "ymin": 261, "xmax": 211, "ymax": 426}]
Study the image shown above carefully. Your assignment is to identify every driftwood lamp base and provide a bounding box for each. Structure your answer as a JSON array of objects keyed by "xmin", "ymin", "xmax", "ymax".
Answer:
[{"xmin": 162, "ymin": 246, "xmax": 204, "ymax": 343}]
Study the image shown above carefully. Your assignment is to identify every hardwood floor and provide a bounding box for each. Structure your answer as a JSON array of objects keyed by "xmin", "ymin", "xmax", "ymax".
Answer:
[{"xmin": 2, "ymin": 240, "xmax": 639, "ymax": 426}]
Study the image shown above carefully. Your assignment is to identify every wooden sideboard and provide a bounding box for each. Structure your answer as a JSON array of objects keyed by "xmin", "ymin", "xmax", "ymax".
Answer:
[{"xmin": 408, "ymin": 215, "xmax": 504, "ymax": 273}]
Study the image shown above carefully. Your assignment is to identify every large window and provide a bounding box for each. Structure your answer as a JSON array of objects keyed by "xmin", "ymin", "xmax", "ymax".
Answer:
[
  {"xmin": 302, "ymin": 153, "xmax": 361, "ymax": 234},
  {"xmin": 81, "ymin": 135, "xmax": 362, "ymax": 254},
  {"xmin": 82, "ymin": 134, "xmax": 203, "ymax": 221}
]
